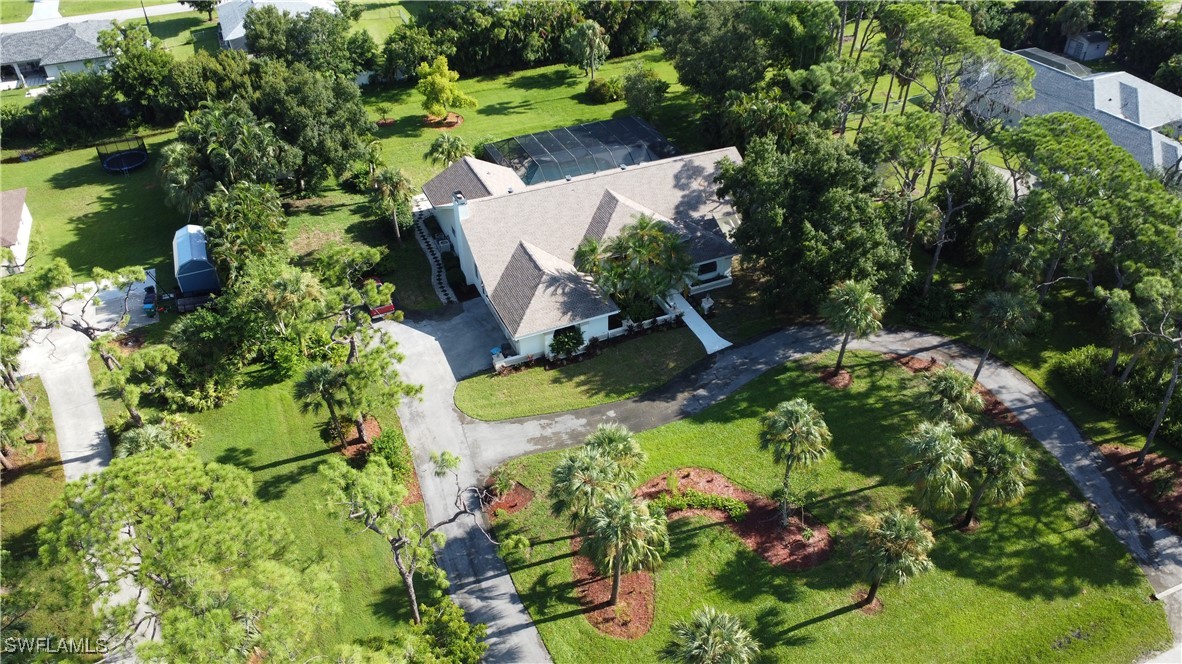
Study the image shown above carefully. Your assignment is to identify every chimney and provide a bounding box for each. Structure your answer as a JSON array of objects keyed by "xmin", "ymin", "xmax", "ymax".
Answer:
[{"xmin": 452, "ymin": 191, "xmax": 470, "ymax": 221}]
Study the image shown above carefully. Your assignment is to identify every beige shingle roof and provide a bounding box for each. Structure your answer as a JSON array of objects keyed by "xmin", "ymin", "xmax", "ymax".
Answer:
[
  {"xmin": 421, "ymin": 156, "xmax": 525, "ymax": 207},
  {"xmin": 465, "ymin": 147, "xmax": 741, "ymax": 338}
]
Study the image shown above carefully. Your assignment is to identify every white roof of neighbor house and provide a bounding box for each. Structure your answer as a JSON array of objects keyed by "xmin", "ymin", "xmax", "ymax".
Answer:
[
  {"xmin": 216, "ymin": 0, "xmax": 338, "ymax": 43},
  {"xmin": 0, "ymin": 188, "xmax": 28, "ymax": 248},
  {"xmin": 462, "ymin": 147, "xmax": 742, "ymax": 338}
]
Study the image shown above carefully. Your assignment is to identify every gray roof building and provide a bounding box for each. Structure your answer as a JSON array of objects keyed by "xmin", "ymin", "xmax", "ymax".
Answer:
[
  {"xmin": 0, "ymin": 20, "xmax": 109, "ymax": 67},
  {"xmin": 0, "ymin": 188, "xmax": 28, "ymax": 248},
  {"xmin": 456, "ymin": 148, "xmax": 741, "ymax": 338}
]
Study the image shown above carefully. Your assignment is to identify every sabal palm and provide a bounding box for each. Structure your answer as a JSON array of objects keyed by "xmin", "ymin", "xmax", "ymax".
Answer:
[
  {"xmin": 760, "ymin": 399, "xmax": 831, "ymax": 525},
  {"xmin": 584, "ymin": 493, "xmax": 669, "ymax": 605},
  {"xmin": 920, "ymin": 367, "xmax": 984, "ymax": 432},
  {"xmin": 961, "ymin": 428, "xmax": 1029, "ymax": 528},
  {"xmin": 294, "ymin": 363, "xmax": 348, "ymax": 446},
  {"xmin": 549, "ymin": 447, "xmax": 629, "ymax": 528},
  {"xmin": 665, "ymin": 606, "xmax": 760, "ymax": 664},
  {"xmin": 584, "ymin": 422, "xmax": 646, "ymax": 485},
  {"xmin": 821, "ymin": 280, "xmax": 884, "ymax": 371},
  {"xmin": 971, "ymin": 291, "xmax": 1038, "ymax": 380},
  {"xmin": 852, "ymin": 506, "xmax": 935, "ymax": 605},
  {"xmin": 158, "ymin": 142, "xmax": 208, "ymax": 218},
  {"xmin": 424, "ymin": 133, "xmax": 472, "ymax": 166},
  {"xmin": 371, "ymin": 167, "xmax": 415, "ymax": 244},
  {"xmin": 901, "ymin": 421, "xmax": 971, "ymax": 513}
]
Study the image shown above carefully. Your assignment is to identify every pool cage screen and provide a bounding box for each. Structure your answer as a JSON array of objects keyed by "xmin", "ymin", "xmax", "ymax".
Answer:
[{"xmin": 484, "ymin": 116, "xmax": 678, "ymax": 186}]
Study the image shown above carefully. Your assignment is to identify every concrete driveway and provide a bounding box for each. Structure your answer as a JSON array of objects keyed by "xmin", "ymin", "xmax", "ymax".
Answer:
[{"xmin": 399, "ymin": 299, "xmax": 509, "ymax": 381}]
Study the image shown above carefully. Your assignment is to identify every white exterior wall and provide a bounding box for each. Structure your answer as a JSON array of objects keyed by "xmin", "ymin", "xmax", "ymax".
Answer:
[
  {"xmin": 2, "ymin": 204, "xmax": 32, "ymax": 276},
  {"xmin": 44, "ymin": 57, "xmax": 111, "ymax": 80},
  {"xmin": 513, "ymin": 313, "xmax": 611, "ymax": 359},
  {"xmin": 432, "ymin": 202, "xmax": 479, "ymax": 286}
]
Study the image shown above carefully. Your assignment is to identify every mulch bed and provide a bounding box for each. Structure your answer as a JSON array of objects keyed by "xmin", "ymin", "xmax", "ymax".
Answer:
[
  {"xmin": 424, "ymin": 112, "xmax": 464, "ymax": 130},
  {"xmin": 113, "ymin": 332, "xmax": 146, "ymax": 354},
  {"xmin": 884, "ymin": 353, "xmax": 1028, "ymax": 433},
  {"xmin": 851, "ymin": 590, "xmax": 884, "ymax": 615},
  {"xmin": 819, "ymin": 367, "xmax": 852, "ymax": 389},
  {"xmin": 0, "ymin": 438, "xmax": 49, "ymax": 482},
  {"xmin": 1099, "ymin": 444, "xmax": 1182, "ymax": 532},
  {"xmin": 636, "ymin": 468, "xmax": 833, "ymax": 571},
  {"xmin": 570, "ymin": 537, "xmax": 655, "ymax": 640},
  {"xmin": 376, "ymin": 118, "xmax": 396, "ymax": 127},
  {"xmin": 487, "ymin": 481, "xmax": 535, "ymax": 517}
]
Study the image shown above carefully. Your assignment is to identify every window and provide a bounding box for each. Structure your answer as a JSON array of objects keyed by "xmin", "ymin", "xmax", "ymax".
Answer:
[{"xmin": 697, "ymin": 261, "xmax": 717, "ymax": 277}]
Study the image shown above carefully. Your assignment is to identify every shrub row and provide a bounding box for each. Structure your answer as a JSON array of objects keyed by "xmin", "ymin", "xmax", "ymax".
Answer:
[
  {"xmin": 1050, "ymin": 345, "xmax": 1181, "ymax": 448},
  {"xmin": 651, "ymin": 489, "xmax": 749, "ymax": 521},
  {"xmin": 371, "ymin": 429, "xmax": 414, "ymax": 485}
]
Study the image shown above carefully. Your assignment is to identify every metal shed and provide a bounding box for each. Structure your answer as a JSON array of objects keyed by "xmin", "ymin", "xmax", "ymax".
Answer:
[{"xmin": 172, "ymin": 225, "xmax": 220, "ymax": 295}]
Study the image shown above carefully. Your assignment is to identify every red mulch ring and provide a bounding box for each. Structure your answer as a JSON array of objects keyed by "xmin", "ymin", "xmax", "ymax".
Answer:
[
  {"xmin": 1, "ymin": 439, "xmax": 49, "ymax": 482},
  {"xmin": 570, "ymin": 537, "xmax": 655, "ymax": 639},
  {"xmin": 636, "ymin": 468, "xmax": 833, "ymax": 571},
  {"xmin": 487, "ymin": 482, "xmax": 535, "ymax": 518},
  {"xmin": 376, "ymin": 118, "xmax": 396, "ymax": 127},
  {"xmin": 1100, "ymin": 444, "xmax": 1182, "ymax": 532},
  {"xmin": 884, "ymin": 353, "xmax": 1027, "ymax": 433},
  {"xmin": 332, "ymin": 417, "xmax": 381, "ymax": 460},
  {"xmin": 423, "ymin": 112, "xmax": 464, "ymax": 129},
  {"xmin": 819, "ymin": 367, "xmax": 852, "ymax": 389},
  {"xmin": 852, "ymin": 590, "xmax": 884, "ymax": 615}
]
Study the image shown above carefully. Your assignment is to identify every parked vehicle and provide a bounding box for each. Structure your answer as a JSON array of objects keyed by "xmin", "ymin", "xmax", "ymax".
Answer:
[{"xmin": 142, "ymin": 286, "xmax": 157, "ymax": 317}]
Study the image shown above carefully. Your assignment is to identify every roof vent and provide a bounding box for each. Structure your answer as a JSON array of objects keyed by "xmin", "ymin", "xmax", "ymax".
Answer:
[
  {"xmin": 507, "ymin": 187, "xmax": 514, "ymax": 194},
  {"xmin": 620, "ymin": 164, "xmax": 627, "ymax": 170},
  {"xmin": 565, "ymin": 175, "xmax": 572, "ymax": 181}
]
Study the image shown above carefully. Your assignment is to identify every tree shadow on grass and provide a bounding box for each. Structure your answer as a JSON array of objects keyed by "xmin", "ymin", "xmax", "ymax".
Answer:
[
  {"xmin": 375, "ymin": 115, "xmax": 425, "ymax": 140},
  {"xmin": 504, "ymin": 69, "xmax": 576, "ymax": 90},
  {"xmin": 215, "ymin": 445, "xmax": 256, "ymax": 468},
  {"xmin": 255, "ymin": 462, "xmax": 319, "ymax": 501},
  {"xmin": 369, "ymin": 582, "xmax": 424, "ymax": 626},
  {"xmin": 147, "ymin": 14, "xmax": 206, "ymax": 42},
  {"xmin": 522, "ymin": 570, "xmax": 582, "ymax": 619},
  {"xmin": 364, "ymin": 84, "xmax": 415, "ymax": 107},
  {"xmin": 479, "ymin": 99, "xmax": 534, "ymax": 116}
]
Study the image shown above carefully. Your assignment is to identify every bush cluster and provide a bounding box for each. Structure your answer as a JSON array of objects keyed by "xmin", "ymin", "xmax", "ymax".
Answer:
[
  {"xmin": 371, "ymin": 429, "xmax": 413, "ymax": 485},
  {"xmin": 651, "ymin": 489, "xmax": 749, "ymax": 520},
  {"xmin": 1050, "ymin": 345, "xmax": 1181, "ymax": 448},
  {"xmin": 585, "ymin": 77, "xmax": 624, "ymax": 104}
]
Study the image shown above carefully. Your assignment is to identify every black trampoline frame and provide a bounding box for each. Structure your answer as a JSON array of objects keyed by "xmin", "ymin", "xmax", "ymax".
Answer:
[
  {"xmin": 484, "ymin": 117, "xmax": 678, "ymax": 185},
  {"xmin": 96, "ymin": 136, "xmax": 149, "ymax": 174}
]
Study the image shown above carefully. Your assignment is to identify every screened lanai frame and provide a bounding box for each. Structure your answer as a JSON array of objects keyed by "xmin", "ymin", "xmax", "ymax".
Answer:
[{"xmin": 484, "ymin": 116, "xmax": 679, "ymax": 185}]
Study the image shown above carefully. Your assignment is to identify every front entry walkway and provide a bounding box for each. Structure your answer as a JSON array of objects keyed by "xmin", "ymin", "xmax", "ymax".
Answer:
[{"xmin": 668, "ymin": 292, "xmax": 731, "ymax": 354}]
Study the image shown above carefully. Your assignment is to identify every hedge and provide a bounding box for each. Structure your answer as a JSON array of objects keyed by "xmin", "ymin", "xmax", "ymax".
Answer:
[{"xmin": 651, "ymin": 489, "xmax": 749, "ymax": 521}]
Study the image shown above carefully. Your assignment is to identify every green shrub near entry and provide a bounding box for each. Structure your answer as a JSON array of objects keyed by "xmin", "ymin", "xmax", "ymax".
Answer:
[
  {"xmin": 1050, "ymin": 345, "xmax": 1181, "ymax": 448},
  {"xmin": 651, "ymin": 489, "xmax": 749, "ymax": 521},
  {"xmin": 371, "ymin": 430, "xmax": 413, "ymax": 485}
]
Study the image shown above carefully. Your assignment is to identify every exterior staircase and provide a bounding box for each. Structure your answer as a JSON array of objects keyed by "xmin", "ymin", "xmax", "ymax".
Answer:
[{"xmin": 411, "ymin": 194, "xmax": 458, "ymax": 305}]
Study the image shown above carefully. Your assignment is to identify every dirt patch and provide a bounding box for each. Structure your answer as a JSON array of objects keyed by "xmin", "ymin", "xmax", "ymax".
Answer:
[
  {"xmin": 487, "ymin": 482, "xmax": 535, "ymax": 517},
  {"xmin": 291, "ymin": 228, "xmax": 344, "ymax": 257},
  {"xmin": 112, "ymin": 332, "xmax": 147, "ymax": 355},
  {"xmin": 1099, "ymin": 444, "xmax": 1181, "ymax": 532},
  {"xmin": 333, "ymin": 417, "xmax": 382, "ymax": 460},
  {"xmin": 376, "ymin": 118, "xmax": 396, "ymax": 127},
  {"xmin": 1, "ymin": 440, "xmax": 50, "ymax": 481},
  {"xmin": 884, "ymin": 353, "xmax": 1027, "ymax": 432},
  {"xmin": 951, "ymin": 513, "xmax": 981, "ymax": 533},
  {"xmin": 570, "ymin": 537, "xmax": 655, "ymax": 639},
  {"xmin": 852, "ymin": 590, "xmax": 884, "ymax": 615},
  {"xmin": 283, "ymin": 196, "xmax": 335, "ymax": 213},
  {"xmin": 636, "ymin": 468, "xmax": 833, "ymax": 571},
  {"xmin": 819, "ymin": 367, "xmax": 852, "ymax": 389},
  {"xmin": 424, "ymin": 112, "xmax": 464, "ymax": 130}
]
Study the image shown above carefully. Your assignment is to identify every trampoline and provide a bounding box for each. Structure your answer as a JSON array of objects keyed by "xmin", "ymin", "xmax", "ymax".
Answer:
[{"xmin": 97, "ymin": 137, "xmax": 149, "ymax": 174}]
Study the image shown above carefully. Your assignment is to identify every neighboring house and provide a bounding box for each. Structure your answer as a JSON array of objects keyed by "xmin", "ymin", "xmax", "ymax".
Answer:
[
  {"xmin": 0, "ymin": 21, "xmax": 111, "ymax": 90},
  {"xmin": 0, "ymin": 188, "xmax": 33, "ymax": 276},
  {"xmin": 172, "ymin": 225, "xmax": 221, "ymax": 295},
  {"xmin": 423, "ymin": 148, "xmax": 742, "ymax": 359},
  {"xmin": 1064, "ymin": 31, "xmax": 1110, "ymax": 62},
  {"xmin": 969, "ymin": 48, "xmax": 1182, "ymax": 172},
  {"xmin": 216, "ymin": 0, "xmax": 339, "ymax": 50}
]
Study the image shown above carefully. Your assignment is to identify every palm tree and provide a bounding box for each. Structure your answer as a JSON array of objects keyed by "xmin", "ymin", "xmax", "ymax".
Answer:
[
  {"xmin": 549, "ymin": 447, "xmax": 629, "ymax": 528},
  {"xmin": 919, "ymin": 367, "xmax": 984, "ymax": 432},
  {"xmin": 821, "ymin": 280, "xmax": 885, "ymax": 372},
  {"xmin": 970, "ymin": 291, "xmax": 1038, "ymax": 381},
  {"xmin": 959, "ymin": 428, "xmax": 1030, "ymax": 529},
  {"xmin": 424, "ymin": 134, "xmax": 473, "ymax": 167},
  {"xmin": 294, "ymin": 363, "xmax": 348, "ymax": 447},
  {"xmin": 371, "ymin": 167, "xmax": 415, "ymax": 244},
  {"xmin": 158, "ymin": 142, "xmax": 208, "ymax": 219},
  {"xmin": 852, "ymin": 506, "xmax": 935, "ymax": 605},
  {"xmin": 584, "ymin": 422, "xmax": 646, "ymax": 486},
  {"xmin": 760, "ymin": 399, "xmax": 832, "ymax": 525},
  {"xmin": 584, "ymin": 493, "xmax": 669, "ymax": 606},
  {"xmin": 664, "ymin": 606, "xmax": 760, "ymax": 664},
  {"xmin": 575, "ymin": 216, "xmax": 693, "ymax": 321},
  {"xmin": 900, "ymin": 421, "xmax": 971, "ymax": 513}
]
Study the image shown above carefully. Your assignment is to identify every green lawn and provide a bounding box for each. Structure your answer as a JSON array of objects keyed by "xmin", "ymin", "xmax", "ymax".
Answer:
[
  {"xmin": 0, "ymin": 378, "xmax": 100, "ymax": 649},
  {"xmin": 355, "ymin": 0, "xmax": 414, "ymax": 44},
  {"xmin": 144, "ymin": 11, "xmax": 221, "ymax": 60},
  {"xmin": 58, "ymin": 0, "xmax": 175, "ymax": 17},
  {"xmin": 0, "ymin": 0, "xmax": 33, "ymax": 23},
  {"xmin": 363, "ymin": 50, "xmax": 701, "ymax": 186},
  {"xmin": 286, "ymin": 186, "xmax": 440, "ymax": 311},
  {"xmin": 454, "ymin": 327, "xmax": 705, "ymax": 421},
  {"xmin": 180, "ymin": 366, "xmax": 422, "ymax": 653},
  {"xmin": 494, "ymin": 351, "xmax": 1171, "ymax": 663}
]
